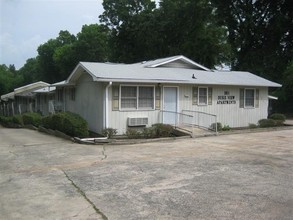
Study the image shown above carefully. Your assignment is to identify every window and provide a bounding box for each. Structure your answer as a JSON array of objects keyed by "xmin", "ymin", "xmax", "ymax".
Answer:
[
  {"xmin": 120, "ymin": 86, "xmax": 154, "ymax": 110},
  {"xmin": 121, "ymin": 86, "xmax": 137, "ymax": 109},
  {"xmin": 240, "ymin": 88, "xmax": 259, "ymax": 108},
  {"xmin": 198, "ymin": 87, "xmax": 208, "ymax": 105},
  {"xmin": 192, "ymin": 87, "xmax": 212, "ymax": 105},
  {"xmin": 245, "ymin": 89, "xmax": 255, "ymax": 108},
  {"xmin": 138, "ymin": 87, "xmax": 154, "ymax": 109}
]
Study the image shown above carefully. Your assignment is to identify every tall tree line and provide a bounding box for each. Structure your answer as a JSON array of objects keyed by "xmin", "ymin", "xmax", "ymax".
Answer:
[{"xmin": 0, "ymin": 0, "xmax": 292, "ymax": 112}]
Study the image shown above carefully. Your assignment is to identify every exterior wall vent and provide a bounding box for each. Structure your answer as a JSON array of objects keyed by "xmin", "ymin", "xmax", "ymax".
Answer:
[{"xmin": 128, "ymin": 117, "xmax": 148, "ymax": 127}]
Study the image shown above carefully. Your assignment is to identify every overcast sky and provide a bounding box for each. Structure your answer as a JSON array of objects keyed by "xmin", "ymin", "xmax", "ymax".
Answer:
[{"xmin": 0, "ymin": 0, "xmax": 105, "ymax": 69}]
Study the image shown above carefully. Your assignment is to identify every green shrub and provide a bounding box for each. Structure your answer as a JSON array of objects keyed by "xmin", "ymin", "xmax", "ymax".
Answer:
[
  {"xmin": 142, "ymin": 127, "xmax": 156, "ymax": 138},
  {"xmin": 258, "ymin": 119, "xmax": 277, "ymax": 128},
  {"xmin": 269, "ymin": 113, "xmax": 286, "ymax": 122},
  {"xmin": 22, "ymin": 112, "xmax": 42, "ymax": 127},
  {"xmin": 126, "ymin": 128, "xmax": 141, "ymax": 139},
  {"xmin": 12, "ymin": 115, "xmax": 23, "ymax": 126},
  {"xmin": 249, "ymin": 123, "xmax": 258, "ymax": 129},
  {"xmin": 102, "ymin": 128, "xmax": 117, "ymax": 138},
  {"xmin": 41, "ymin": 112, "xmax": 89, "ymax": 138},
  {"xmin": 152, "ymin": 123, "xmax": 174, "ymax": 137},
  {"xmin": 222, "ymin": 125, "xmax": 231, "ymax": 131},
  {"xmin": 41, "ymin": 115, "xmax": 53, "ymax": 129},
  {"xmin": 51, "ymin": 113, "xmax": 64, "ymax": 130},
  {"xmin": 61, "ymin": 112, "xmax": 89, "ymax": 138},
  {"xmin": 0, "ymin": 116, "xmax": 13, "ymax": 127},
  {"xmin": 0, "ymin": 115, "xmax": 22, "ymax": 127},
  {"xmin": 269, "ymin": 113, "xmax": 286, "ymax": 126},
  {"xmin": 211, "ymin": 122, "xmax": 222, "ymax": 131}
]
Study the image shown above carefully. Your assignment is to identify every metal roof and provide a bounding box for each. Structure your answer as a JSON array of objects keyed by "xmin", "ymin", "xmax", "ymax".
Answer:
[
  {"xmin": 1, "ymin": 81, "xmax": 50, "ymax": 101},
  {"xmin": 67, "ymin": 56, "xmax": 281, "ymax": 87},
  {"xmin": 33, "ymin": 86, "xmax": 56, "ymax": 93},
  {"xmin": 14, "ymin": 81, "xmax": 50, "ymax": 94}
]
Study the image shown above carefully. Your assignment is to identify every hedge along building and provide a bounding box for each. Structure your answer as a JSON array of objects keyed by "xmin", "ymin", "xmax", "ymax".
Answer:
[{"xmin": 57, "ymin": 55, "xmax": 281, "ymax": 135}]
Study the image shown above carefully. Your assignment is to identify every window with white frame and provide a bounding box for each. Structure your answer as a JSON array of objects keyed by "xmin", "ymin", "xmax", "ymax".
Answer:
[
  {"xmin": 198, "ymin": 87, "xmax": 208, "ymax": 105},
  {"xmin": 245, "ymin": 89, "xmax": 255, "ymax": 108},
  {"xmin": 120, "ymin": 86, "xmax": 154, "ymax": 110}
]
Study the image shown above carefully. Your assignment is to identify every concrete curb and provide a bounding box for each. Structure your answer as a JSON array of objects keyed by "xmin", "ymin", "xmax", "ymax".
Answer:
[
  {"xmin": 32, "ymin": 124, "xmax": 293, "ymax": 145},
  {"xmin": 218, "ymin": 125, "xmax": 293, "ymax": 136}
]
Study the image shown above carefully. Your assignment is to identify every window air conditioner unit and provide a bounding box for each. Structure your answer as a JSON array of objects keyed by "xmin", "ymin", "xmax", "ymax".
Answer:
[{"xmin": 128, "ymin": 117, "xmax": 148, "ymax": 127}]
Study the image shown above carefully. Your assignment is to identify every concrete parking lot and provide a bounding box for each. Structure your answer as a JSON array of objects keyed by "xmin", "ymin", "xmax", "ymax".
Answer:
[{"xmin": 0, "ymin": 126, "xmax": 292, "ymax": 220}]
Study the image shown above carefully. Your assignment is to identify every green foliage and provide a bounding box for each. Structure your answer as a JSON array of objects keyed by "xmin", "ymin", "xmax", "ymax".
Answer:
[
  {"xmin": 41, "ymin": 112, "xmax": 89, "ymax": 137},
  {"xmin": 249, "ymin": 123, "xmax": 258, "ymax": 129},
  {"xmin": 142, "ymin": 127, "xmax": 156, "ymax": 139},
  {"xmin": 126, "ymin": 128, "xmax": 142, "ymax": 139},
  {"xmin": 126, "ymin": 124, "xmax": 175, "ymax": 139},
  {"xmin": 0, "ymin": 115, "xmax": 23, "ymax": 127},
  {"xmin": 18, "ymin": 58, "xmax": 41, "ymax": 85},
  {"xmin": 222, "ymin": 125, "xmax": 231, "ymax": 131},
  {"xmin": 0, "ymin": 116, "xmax": 13, "ymax": 127},
  {"xmin": 102, "ymin": 128, "xmax": 117, "ymax": 138},
  {"xmin": 258, "ymin": 119, "xmax": 277, "ymax": 128},
  {"xmin": 22, "ymin": 112, "xmax": 42, "ymax": 127},
  {"xmin": 0, "ymin": 64, "xmax": 23, "ymax": 95},
  {"xmin": 99, "ymin": 0, "xmax": 156, "ymax": 30},
  {"xmin": 42, "ymin": 115, "xmax": 53, "ymax": 129},
  {"xmin": 101, "ymin": 0, "xmax": 229, "ymax": 67},
  {"xmin": 211, "ymin": 122, "xmax": 222, "ymax": 131},
  {"xmin": 12, "ymin": 115, "xmax": 23, "ymax": 126},
  {"xmin": 269, "ymin": 113, "xmax": 286, "ymax": 122},
  {"xmin": 212, "ymin": 0, "xmax": 293, "ymax": 113},
  {"xmin": 151, "ymin": 123, "xmax": 174, "ymax": 137}
]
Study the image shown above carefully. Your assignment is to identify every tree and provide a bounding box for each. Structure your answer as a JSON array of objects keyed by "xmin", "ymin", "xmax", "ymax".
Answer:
[
  {"xmin": 157, "ymin": 0, "xmax": 230, "ymax": 68},
  {"xmin": 100, "ymin": 0, "xmax": 230, "ymax": 67},
  {"xmin": 75, "ymin": 24, "xmax": 110, "ymax": 62},
  {"xmin": 0, "ymin": 64, "xmax": 23, "ymax": 95},
  {"xmin": 18, "ymin": 58, "xmax": 42, "ymax": 85},
  {"xmin": 212, "ymin": 0, "xmax": 293, "ymax": 112},
  {"xmin": 212, "ymin": 0, "xmax": 293, "ymax": 80},
  {"xmin": 37, "ymin": 30, "xmax": 76, "ymax": 83},
  {"xmin": 99, "ymin": 0, "xmax": 156, "ymax": 31}
]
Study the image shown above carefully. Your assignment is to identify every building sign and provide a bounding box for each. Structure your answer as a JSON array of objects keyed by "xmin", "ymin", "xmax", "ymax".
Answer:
[{"xmin": 217, "ymin": 91, "xmax": 236, "ymax": 104}]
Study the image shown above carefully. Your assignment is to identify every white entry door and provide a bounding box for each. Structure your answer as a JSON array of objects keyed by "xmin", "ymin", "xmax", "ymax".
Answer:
[{"xmin": 163, "ymin": 87, "xmax": 178, "ymax": 125}]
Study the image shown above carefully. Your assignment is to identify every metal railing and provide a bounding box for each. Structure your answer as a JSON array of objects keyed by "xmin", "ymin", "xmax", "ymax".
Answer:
[
  {"xmin": 160, "ymin": 110, "xmax": 194, "ymax": 136},
  {"xmin": 182, "ymin": 110, "xmax": 218, "ymax": 133}
]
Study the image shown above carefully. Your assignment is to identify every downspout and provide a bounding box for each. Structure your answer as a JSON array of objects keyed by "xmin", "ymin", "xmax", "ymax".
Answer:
[{"xmin": 105, "ymin": 82, "xmax": 112, "ymax": 129}]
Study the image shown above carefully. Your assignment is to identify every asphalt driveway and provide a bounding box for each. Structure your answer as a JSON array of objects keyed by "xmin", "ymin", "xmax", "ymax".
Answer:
[{"xmin": 0, "ymin": 126, "xmax": 292, "ymax": 219}]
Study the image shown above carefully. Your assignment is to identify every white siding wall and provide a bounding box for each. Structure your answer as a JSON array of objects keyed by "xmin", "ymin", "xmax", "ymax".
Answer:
[
  {"xmin": 179, "ymin": 85, "xmax": 268, "ymax": 128},
  {"xmin": 108, "ymin": 83, "xmax": 269, "ymax": 134},
  {"xmin": 108, "ymin": 83, "xmax": 160, "ymax": 134},
  {"xmin": 65, "ymin": 74, "xmax": 105, "ymax": 133}
]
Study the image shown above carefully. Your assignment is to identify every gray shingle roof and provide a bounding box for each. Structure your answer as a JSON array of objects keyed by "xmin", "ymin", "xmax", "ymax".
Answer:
[{"xmin": 68, "ymin": 56, "xmax": 281, "ymax": 87}]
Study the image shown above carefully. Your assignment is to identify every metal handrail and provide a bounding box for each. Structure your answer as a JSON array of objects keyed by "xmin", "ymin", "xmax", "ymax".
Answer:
[
  {"xmin": 160, "ymin": 110, "xmax": 193, "ymax": 118},
  {"xmin": 182, "ymin": 110, "xmax": 218, "ymax": 133},
  {"xmin": 160, "ymin": 110, "xmax": 194, "ymax": 136},
  {"xmin": 182, "ymin": 110, "xmax": 216, "ymax": 117}
]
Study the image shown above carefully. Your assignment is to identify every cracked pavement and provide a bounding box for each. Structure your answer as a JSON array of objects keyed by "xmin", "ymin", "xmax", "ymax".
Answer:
[{"xmin": 0, "ymin": 126, "xmax": 292, "ymax": 219}]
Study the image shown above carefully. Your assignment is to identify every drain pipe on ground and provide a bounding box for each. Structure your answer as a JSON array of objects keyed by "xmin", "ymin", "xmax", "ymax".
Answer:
[{"xmin": 105, "ymin": 82, "xmax": 112, "ymax": 129}]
